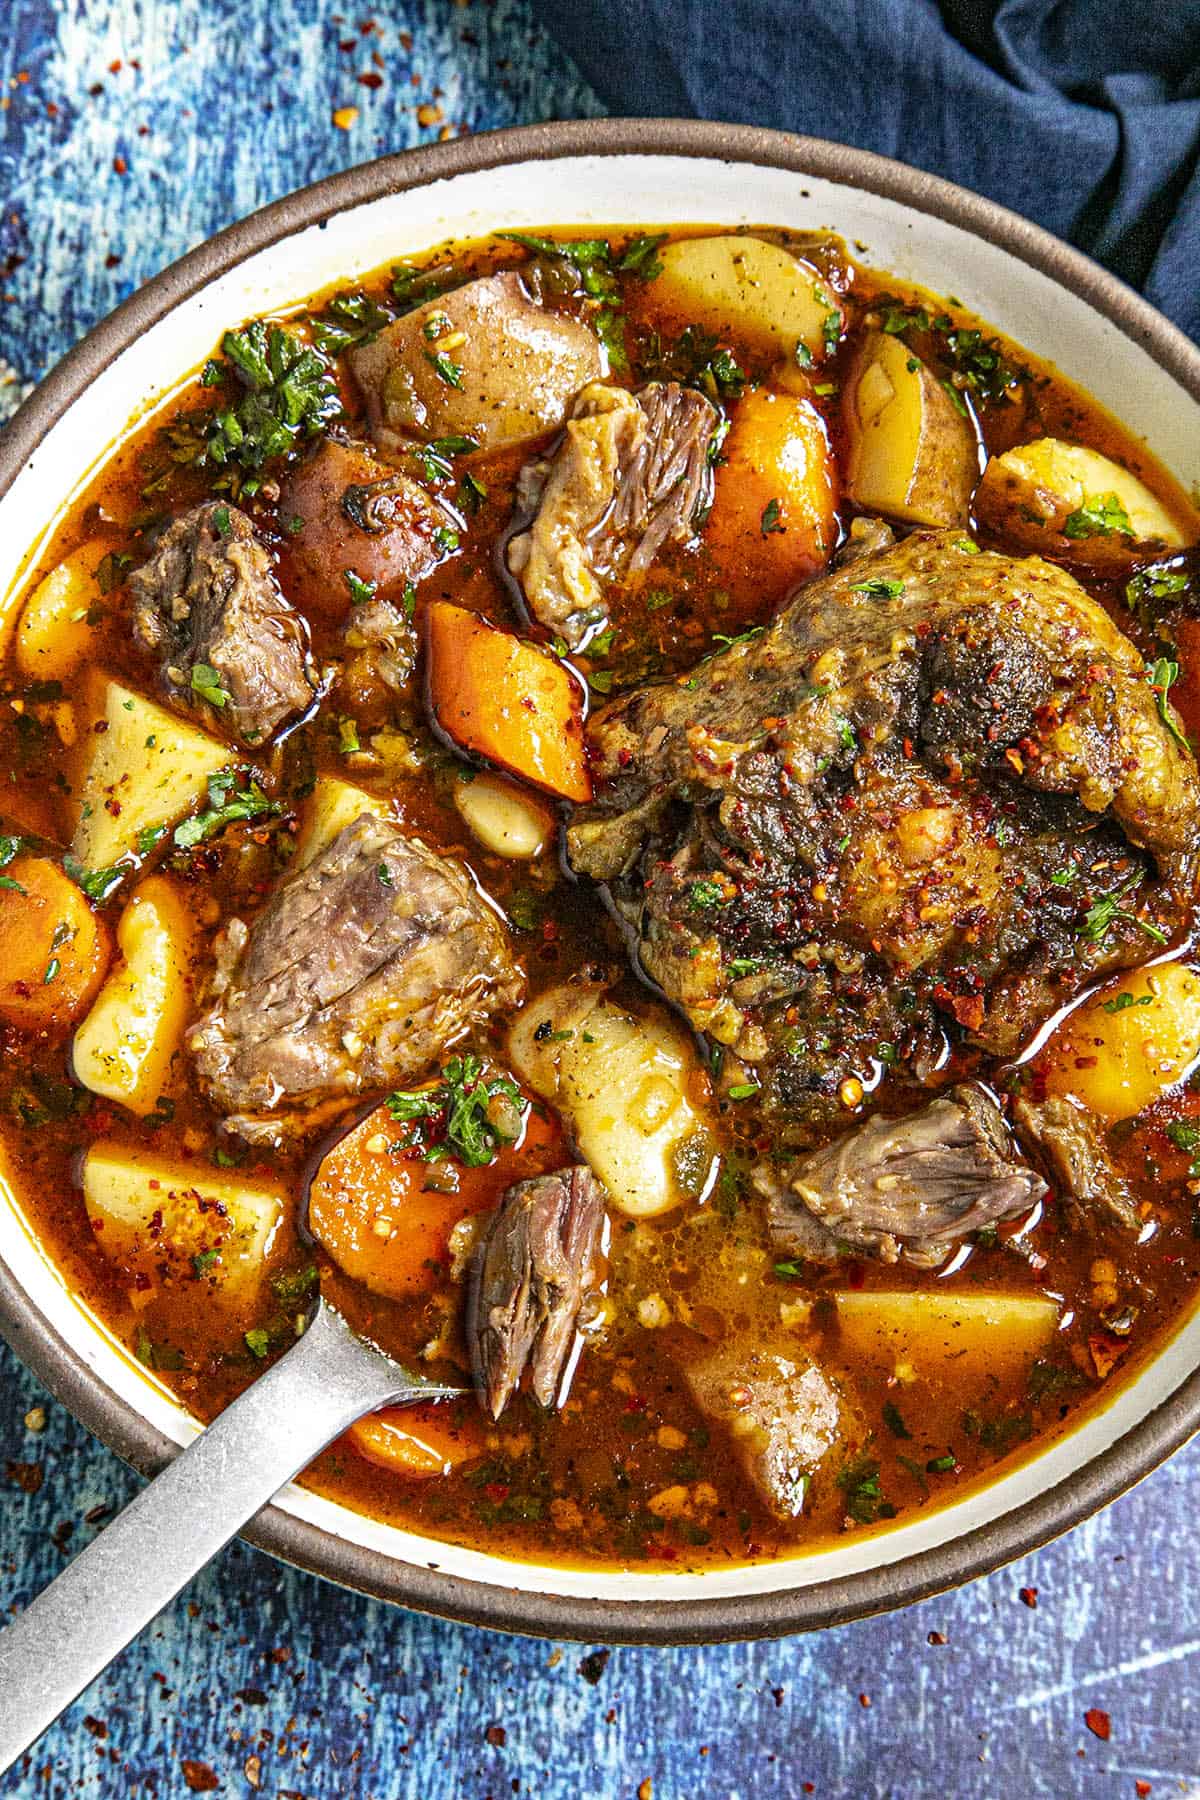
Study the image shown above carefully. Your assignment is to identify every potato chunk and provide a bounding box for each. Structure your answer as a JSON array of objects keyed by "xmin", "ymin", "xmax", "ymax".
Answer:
[
  {"xmin": 653, "ymin": 235, "xmax": 844, "ymax": 362},
  {"xmin": 295, "ymin": 774, "xmax": 386, "ymax": 867},
  {"xmin": 82, "ymin": 1143, "xmax": 283, "ymax": 1303},
  {"xmin": 72, "ymin": 876, "xmax": 197, "ymax": 1115},
  {"xmin": 842, "ymin": 331, "xmax": 977, "ymax": 527},
  {"xmin": 835, "ymin": 1290, "xmax": 1059, "ymax": 1378},
  {"xmin": 1039, "ymin": 960, "xmax": 1200, "ymax": 1120},
  {"xmin": 974, "ymin": 437, "xmax": 1194, "ymax": 571},
  {"xmin": 509, "ymin": 983, "xmax": 715, "ymax": 1217},
  {"xmin": 69, "ymin": 673, "xmax": 229, "ymax": 872},
  {"xmin": 16, "ymin": 537, "xmax": 116, "ymax": 682}
]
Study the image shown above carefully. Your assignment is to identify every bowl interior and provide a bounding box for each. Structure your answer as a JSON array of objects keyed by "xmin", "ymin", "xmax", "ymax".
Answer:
[{"xmin": 2, "ymin": 134, "xmax": 1199, "ymax": 1629}]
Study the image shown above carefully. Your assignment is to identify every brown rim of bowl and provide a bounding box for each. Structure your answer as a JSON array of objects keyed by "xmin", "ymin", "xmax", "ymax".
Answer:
[{"xmin": 3, "ymin": 118, "xmax": 1200, "ymax": 1646}]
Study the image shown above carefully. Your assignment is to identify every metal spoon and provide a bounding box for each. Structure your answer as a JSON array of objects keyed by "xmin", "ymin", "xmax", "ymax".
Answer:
[{"xmin": 0, "ymin": 1299, "xmax": 465, "ymax": 1772}]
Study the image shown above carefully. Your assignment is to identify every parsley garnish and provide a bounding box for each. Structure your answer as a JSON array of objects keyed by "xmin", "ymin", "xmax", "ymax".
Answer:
[
  {"xmin": 337, "ymin": 718, "xmax": 361, "ymax": 756},
  {"xmin": 62, "ymin": 857, "xmax": 127, "ymax": 905},
  {"xmin": 345, "ymin": 569, "xmax": 377, "ymax": 606},
  {"xmin": 1079, "ymin": 877, "xmax": 1167, "ymax": 946},
  {"xmin": 386, "ymin": 1054, "xmax": 523, "ymax": 1168},
  {"xmin": 425, "ymin": 351, "xmax": 464, "ymax": 388},
  {"xmin": 173, "ymin": 768, "xmax": 279, "ymax": 849},
  {"xmin": 192, "ymin": 1249, "xmax": 221, "ymax": 1277},
  {"xmin": 1149, "ymin": 657, "xmax": 1192, "ymax": 751},
  {"xmin": 1062, "ymin": 493, "xmax": 1133, "ymax": 540},
  {"xmin": 850, "ymin": 577, "xmax": 904, "ymax": 598},
  {"xmin": 760, "ymin": 498, "xmax": 785, "ymax": 537},
  {"xmin": 688, "ymin": 879, "xmax": 727, "ymax": 911},
  {"xmin": 433, "ymin": 525, "xmax": 460, "ymax": 554},
  {"xmin": 244, "ymin": 1328, "xmax": 271, "ymax": 1359},
  {"xmin": 161, "ymin": 322, "xmax": 342, "ymax": 500},
  {"xmin": 837, "ymin": 1457, "xmax": 895, "ymax": 1524},
  {"xmin": 190, "ymin": 663, "xmax": 230, "ymax": 709},
  {"xmin": 211, "ymin": 504, "xmax": 232, "ymax": 539},
  {"xmin": 309, "ymin": 288, "xmax": 394, "ymax": 354},
  {"xmin": 1101, "ymin": 991, "xmax": 1153, "ymax": 1014},
  {"xmin": 882, "ymin": 1401, "xmax": 911, "ymax": 1440},
  {"xmin": 727, "ymin": 1082, "xmax": 760, "ymax": 1101},
  {"xmin": 95, "ymin": 550, "xmax": 132, "ymax": 595}
]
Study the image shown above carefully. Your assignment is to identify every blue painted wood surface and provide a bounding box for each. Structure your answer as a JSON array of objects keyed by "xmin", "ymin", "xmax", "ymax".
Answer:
[{"xmin": 1, "ymin": 4, "xmax": 1199, "ymax": 1793}]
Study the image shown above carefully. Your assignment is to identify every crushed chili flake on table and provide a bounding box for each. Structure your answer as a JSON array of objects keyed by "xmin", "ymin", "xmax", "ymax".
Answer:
[
  {"xmin": 181, "ymin": 1762, "xmax": 220, "ymax": 1793},
  {"xmin": 1085, "ymin": 1707, "xmax": 1112, "ymax": 1740},
  {"xmin": 1019, "ymin": 1586, "xmax": 1039, "ymax": 1608}
]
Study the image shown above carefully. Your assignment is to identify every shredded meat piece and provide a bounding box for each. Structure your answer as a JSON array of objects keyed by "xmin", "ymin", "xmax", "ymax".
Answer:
[
  {"xmin": 130, "ymin": 501, "xmax": 317, "ymax": 747},
  {"xmin": 189, "ymin": 813, "xmax": 524, "ymax": 1143},
  {"xmin": 467, "ymin": 1165, "xmax": 607, "ymax": 1419},
  {"xmin": 1013, "ymin": 1093, "xmax": 1141, "ymax": 1230},
  {"xmin": 765, "ymin": 1082, "xmax": 1047, "ymax": 1268},
  {"xmin": 507, "ymin": 380, "xmax": 718, "ymax": 650}
]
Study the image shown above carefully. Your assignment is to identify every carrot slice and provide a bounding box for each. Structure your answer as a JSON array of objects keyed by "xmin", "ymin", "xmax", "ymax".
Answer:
[
  {"xmin": 307, "ymin": 1093, "xmax": 563, "ymax": 1302},
  {"xmin": 346, "ymin": 1400, "xmax": 485, "ymax": 1478},
  {"xmin": 425, "ymin": 601, "xmax": 592, "ymax": 802},
  {"xmin": 704, "ymin": 386, "xmax": 837, "ymax": 602},
  {"xmin": 0, "ymin": 854, "xmax": 111, "ymax": 1028}
]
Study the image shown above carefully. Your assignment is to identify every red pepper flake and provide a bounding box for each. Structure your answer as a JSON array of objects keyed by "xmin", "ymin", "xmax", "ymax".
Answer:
[
  {"xmin": 45, "ymin": 102, "xmax": 59, "ymax": 118},
  {"xmin": 108, "ymin": 58, "xmax": 123, "ymax": 72},
  {"xmin": 858, "ymin": 1692, "xmax": 871, "ymax": 1707},
  {"xmin": 113, "ymin": 155, "xmax": 127, "ymax": 175},
  {"xmin": 577, "ymin": 1647, "xmax": 610, "ymax": 1684},
  {"xmin": 6, "ymin": 1460, "xmax": 44, "ymax": 1494},
  {"xmin": 358, "ymin": 71, "xmax": 383, "ymax": 89},
  {"xmin": 181, "ymin": 1762, "xmax": 220, "ymax": 1793},
  {"xmin": 1084, "ymin": 1707, "xmax": 1111, "ymax": 1741},
  {"xmin": 339, "ymin": 37, "xmax": 357, "ymax": 49},
  {"xmin": 484, "ymin": 1724, "xmax": 506, "ymax": 1747},
  {"xmin": 927, "ymin": 1630, "xmax": 947, "ymax": 1646},
  {"xmin": 1136, "ymin": 1781, "xmax": 1153, "ymax": 1796},
  {"xmin": 82, "ymin": 1716, "xmax": 107, "ymax": 1739},
  {"xmin": 1019, "ymin": 1586, "xmax": 1038, "ymax": 1608}
]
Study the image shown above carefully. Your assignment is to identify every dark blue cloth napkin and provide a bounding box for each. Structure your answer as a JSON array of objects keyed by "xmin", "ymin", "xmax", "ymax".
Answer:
[{"xmin": 534, "ymin": 0, "xmax": 1200, "ymax": 341}]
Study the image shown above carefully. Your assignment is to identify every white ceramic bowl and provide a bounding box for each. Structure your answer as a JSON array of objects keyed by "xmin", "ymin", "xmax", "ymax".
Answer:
[{"xmin": 2, "ymin": 121, "xmax": 1199, "ymax": 1643}]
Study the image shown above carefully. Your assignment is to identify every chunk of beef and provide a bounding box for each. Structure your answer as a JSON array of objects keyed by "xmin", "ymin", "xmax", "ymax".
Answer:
[
  {"xmin": 342, "ymin": 592, "xmax": 418, "ymax": 701},
  {"xmin": 130, "ymin": 501, "xmax": 317, "ymax": 747},
  {"xmin": 1013, "ymin": 1093, "xmax": 1140, "ymax": 1230},
  {"xmin": 279, "ymin": 437, "xmax": 451, "ymax": 615},
  {"xmin": 685, "ymin": 1340, "xmax": 843, "ymax": 1520},
  {"xmin": 567, "ymin": 529, "xmax": 1200, "ymax": 1133},
  {"xmin": 189, "ymin": 813, "xmax": 524, "ymax": 1143},
  {"xmin": 767, "ymin": 1083, "xmax": 1047, "ymax": 1268},
  {"xmin": 467, "ymin": 1165, "xmax": 607, "ymax": 1419},
  {"xmin": 350, "ymin": 272, "xmax": 605, "ymax": 456},
  {"xmin": 507, "ymin": 381, "xmax": 718, "ymax": 650}
]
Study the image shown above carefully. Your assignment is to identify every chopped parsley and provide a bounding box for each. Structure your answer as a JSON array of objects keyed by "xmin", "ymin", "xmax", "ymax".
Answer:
[
  {"xmin": 635, "ymin": 322, "xmax": 744, "ymax": 400},
  {"xmin": 211, "ymin": 504, "xmax": 232, "ymax": 539},
  {"xmin": 1079, "ymin": 877, "xmax": 1167, "ymax": 947},
  {"xmin": 433, "ymin": 525, "xmax": 460, "ymax": 554},
  {"xmin": 1101, "ymin": 991, "xmax": 1153, "ymax": 1014},
  {"xmin": 345, "ymin": 569, "xmax": 377, "ymax": 606},
  {"xmin": 850, "ymin": 577, "xmax": 904, "ymax": 598},
  {"xmin": 1062, "ymin": 492, "xmax": 1133, "ymax": 540},
  {"xmin": 882, "ymin": 1400, "xmax": 911, "ymax": 1439},
  {"xmin": 62, "ymin": 856, "xmax": 127, "ymax": 905},
  {"xmin": 161, "ymin": 321, "xmax": 342, "ymax": 500},
  {"xmin": 688, "ymin": 879, "xmax": 727, "ymax": 911},
  {"xmin": 190, "ymin": 662, "xmax": 230, "ymax": 709},
  {"xmin": 173, "ymin": 768, "xmax": 279, "ymax": 849},
  {"xmin": 425, "ymin": 351, "xmax": 465, "ymax": 388},
  {"xmin": 726, "ymin": 958, "xmax": 761, "ymax": 977},
  {"xmin": 192, "ymin": 1249, "xmax": 221, "ymax": 1277},
  {"xmin": 501, "ymin": 231, "xmax": 638, "ymax": 371},
  {"xmin": 337, "ymin": 717, "xmax": 361, "ymax": 756},
  {"xmin": 760, "ymin": 498, "xmax": 785, "ymax": 537},
  {"xmin": 386, "ymin": 1054, "xmax": 523, "ymax": 1168},
  {"xmin": 727, "ymin": 1082, "xmax": 761, "ymax": 1101},
  {"xmin": 309, "ymin": 288, "xmax": 394, "ymax": 354},
  {"xmin": 837, "ymin": 1457, "xmax": 895, "ymax": 1524},
  {"xmin": 1149, "ymin": 657, "xmax": 1192, "ymax": 750},
  {"xmin": 244, "ymin": 1328, "xmax": 271, "ymax": 1360}
]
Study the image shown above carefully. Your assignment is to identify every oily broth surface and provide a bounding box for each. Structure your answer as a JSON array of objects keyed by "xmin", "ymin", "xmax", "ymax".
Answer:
[{"xmin": 1, "ymin": 226, "xmax": 1199, "ymax": 1572}]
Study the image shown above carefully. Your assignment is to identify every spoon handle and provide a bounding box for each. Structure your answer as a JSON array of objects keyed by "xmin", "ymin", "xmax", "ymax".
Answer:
[{"xmin": 0, "ymin": 1305, "xmax": 453, "ymax": 1772}]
